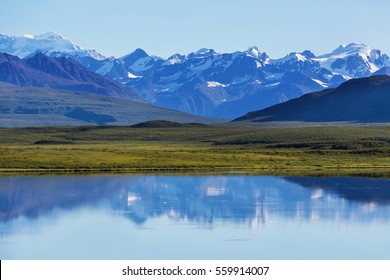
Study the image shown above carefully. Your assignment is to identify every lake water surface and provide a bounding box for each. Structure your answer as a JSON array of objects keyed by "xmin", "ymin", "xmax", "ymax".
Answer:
[{"xmin": 1, "ymin": 175, "xmax": 390, "ymax": 259}]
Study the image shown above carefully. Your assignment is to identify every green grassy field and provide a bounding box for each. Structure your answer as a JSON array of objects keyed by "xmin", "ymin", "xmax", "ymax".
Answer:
[{"xmin": 2, "ymin": 122, "xmax": 390, "ymax": 176}]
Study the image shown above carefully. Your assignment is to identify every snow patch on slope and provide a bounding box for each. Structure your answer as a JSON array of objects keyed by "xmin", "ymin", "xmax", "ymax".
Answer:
[{"xmin": 207, "ymin": 81, "xmax": 227, "ymax": 88}]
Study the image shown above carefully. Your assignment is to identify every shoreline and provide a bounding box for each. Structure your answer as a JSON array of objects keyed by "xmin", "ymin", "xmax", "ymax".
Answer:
[{"xmin": 2, "ymin": 166, "xmax": 390, "ymax": 178}]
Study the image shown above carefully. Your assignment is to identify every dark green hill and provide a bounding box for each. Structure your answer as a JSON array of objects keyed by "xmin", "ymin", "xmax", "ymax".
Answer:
[
  {"xmin": 131, "ymin": 120, "xmax": 208, "ymax": 128},
  {"xmin": 234, "ymin": 75, "xmax": 390, "ymax": 124}
]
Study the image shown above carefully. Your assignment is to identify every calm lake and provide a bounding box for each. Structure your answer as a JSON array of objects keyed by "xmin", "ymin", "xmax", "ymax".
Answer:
[{"xmin": 1, "ymin": 175, "xmax": 390, "ymax": 260}]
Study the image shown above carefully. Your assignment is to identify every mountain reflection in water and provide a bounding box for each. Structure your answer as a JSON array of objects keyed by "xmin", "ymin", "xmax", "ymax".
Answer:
[{"xmin": 1, "ymin": 175, "xmax": 390, "ymax": 228}]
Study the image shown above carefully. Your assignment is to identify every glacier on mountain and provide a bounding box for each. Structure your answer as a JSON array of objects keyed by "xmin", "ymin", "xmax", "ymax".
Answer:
[{"xmin": 0, "ymin": 32, "xmax": 105, "ymax": 60}]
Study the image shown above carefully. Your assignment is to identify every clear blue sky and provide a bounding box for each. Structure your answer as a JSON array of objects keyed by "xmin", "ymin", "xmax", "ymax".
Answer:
[{"xmin": 1, "ymin": 0, "xmax": 389, "ymax": 58}]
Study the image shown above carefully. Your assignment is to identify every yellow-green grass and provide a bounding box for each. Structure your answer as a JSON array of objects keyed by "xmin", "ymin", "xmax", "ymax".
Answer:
[{"xmin": 2, "ymin": 124, "xmax": 390, "ymax": 176}]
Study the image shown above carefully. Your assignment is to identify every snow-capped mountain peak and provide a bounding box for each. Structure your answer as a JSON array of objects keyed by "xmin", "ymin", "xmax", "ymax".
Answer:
[
  {"xmin": 164, "ymin": 53, "xmax": 187, "ymax": 65},
  {"xmin": 0, "ymin": 32, "xmax": 105, "ymax": 60},
  {"xmin": 319, "ymin": 43, "xmax": 380, "ymax": 65},
  {"xmin": 301, "ymin": 50, "xmax": 316, "ymax": 59},
  {"xmin": 34, "ymin": 31, "xmax": 66, "ymax": 40},
  {"xmin": 21, "ymin": 32, "xmax": 65, "ymax": 40},
  {"xmin": 269, "ymin": 50, "xmax": 319, "ymax": 73},
  {"xmin": 285, "ymin": 52, "xmax": 308, "ymax": 62},
  {"xmin": 314, "ymin": 43, "xmax": 388, "ymax": 78},
  {"xmin": 246, "ymin": 46, "xmax": 262, "ymax": 57},
  {"xmin": 119, "ymin": 48, "xmax": 157, "ymax": 73},
  {"xmin": 244, "ymin": 46, "xmax": 269, "ymax": 64},
  {"xmin": 190, "ymin": 48, "xmax": 217, "ymax": 58},
  {"xmin": 22, "ymin": 34, "xmax": 34, "ymax": 39}
]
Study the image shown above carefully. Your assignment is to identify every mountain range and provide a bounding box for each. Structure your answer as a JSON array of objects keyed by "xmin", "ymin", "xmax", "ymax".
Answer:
[
  {"xmin": 234, "ymin": 75, "xmax": 390, "ymax": 124},
  {"xmin": 2, "ymin": 32, "xmax": 389, "ymax": 119}
]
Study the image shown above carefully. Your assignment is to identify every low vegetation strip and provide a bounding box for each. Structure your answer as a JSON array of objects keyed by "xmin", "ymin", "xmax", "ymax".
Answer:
[{"xmin": 2, "ymin": 122, "xmax": 390, "ymax": 176}]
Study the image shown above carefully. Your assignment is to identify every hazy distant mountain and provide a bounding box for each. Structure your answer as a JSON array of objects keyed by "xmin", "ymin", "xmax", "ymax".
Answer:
[
  {"xmin": 233, "ymin": 75, "xmax": 390, "ymax": 123},
  {"xmin": 0, "ymin": 82, "xmax": 220, "ymax": 127},
  {"xmin": 1, "ymin": 32, "xmax": 390, "ymax": 119},
  {"xmin": 0, "ymin": 52, "xmax": 141, "ymax": 101}
]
